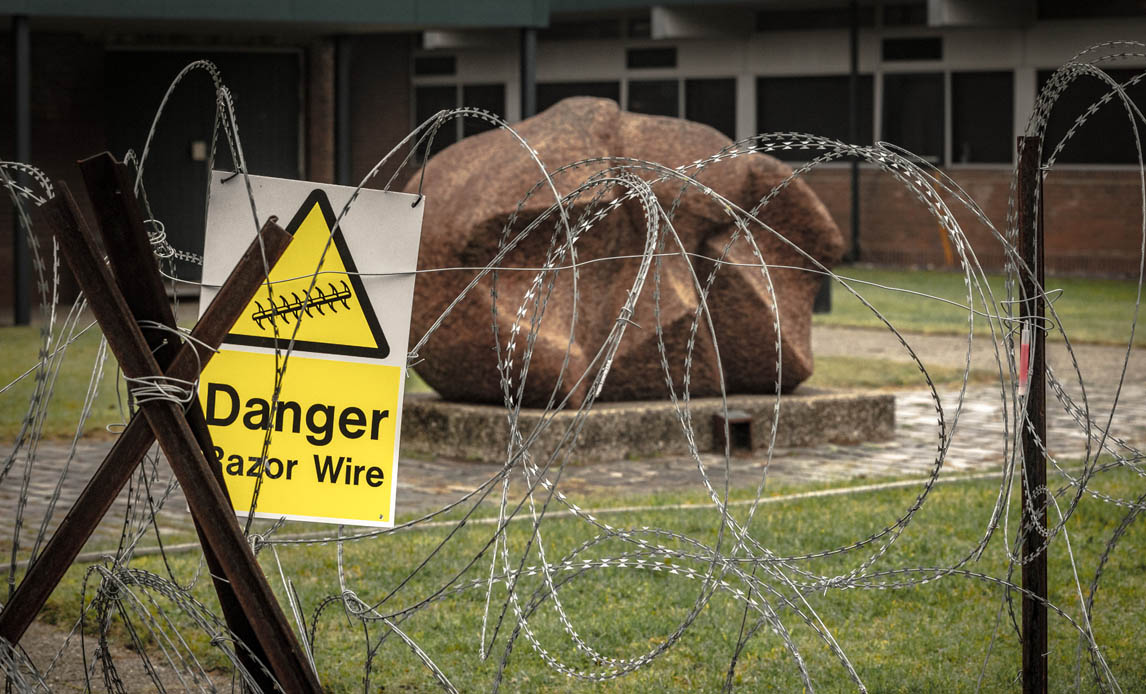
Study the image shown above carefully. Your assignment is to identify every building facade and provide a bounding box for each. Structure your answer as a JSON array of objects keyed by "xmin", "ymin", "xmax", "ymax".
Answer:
[
  {"xmin": 414, "ymin": 2, "xmax": 1146, "ymax": 276},
  {"xmin": 3, "ymin": 1, "xmax": 1145, "ymax": 320}
]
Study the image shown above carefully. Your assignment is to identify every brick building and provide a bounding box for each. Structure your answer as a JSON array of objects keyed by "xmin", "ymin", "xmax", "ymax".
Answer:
[{"xmin": 3, "ymin": 1, "xmax": 1146, "ymax": 322}]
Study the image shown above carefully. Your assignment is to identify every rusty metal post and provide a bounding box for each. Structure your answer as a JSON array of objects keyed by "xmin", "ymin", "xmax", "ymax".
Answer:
[
  {"xmin": 1017, "ymin": 135, "xmax": 1048, "ymax": 694},
  {"xmin": 77, "ymin": 152, "xmax": 279, "ymax": 690},
  {"xmin": 0, "ymin": 212, "xmax": 289, "ymax": 662},
  {"xmin": 43, "ymin": 182, "xmax": 321, "ymax": 693}
]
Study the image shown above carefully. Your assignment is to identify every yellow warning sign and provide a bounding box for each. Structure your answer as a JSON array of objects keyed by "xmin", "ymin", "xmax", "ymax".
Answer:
[
  {"xmin": 199, "ymin": 349, "xmax": 400, "ymax": 525},
  {"xmin": 198, "ymin": 174, "xmax": 423, "ymax": 528},
  {"xmin": 225, "ymin": 189, "xmax": 390, "ymax": 359}
]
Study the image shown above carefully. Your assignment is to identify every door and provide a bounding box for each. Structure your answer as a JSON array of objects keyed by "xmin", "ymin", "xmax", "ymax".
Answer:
[{"xmin": 105, "ymin": 49, "xmax": 301, "ymax": 283}]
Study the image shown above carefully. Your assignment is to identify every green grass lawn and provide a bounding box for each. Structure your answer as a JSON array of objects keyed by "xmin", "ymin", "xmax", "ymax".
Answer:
[
  {"xmin": 817, "ymin": 266, "xmax": 1146, "ymax": 347},
  {"xmin": 808, "ymin": 355, "xmax": 994, "ymax": 390},
  {"xmin": 0, "ymin": 322, "xmax": 126, "ymax": 441},
  {"xmin": 39, "ymin": 467, "xmax": 1146, "ymax": 692}
]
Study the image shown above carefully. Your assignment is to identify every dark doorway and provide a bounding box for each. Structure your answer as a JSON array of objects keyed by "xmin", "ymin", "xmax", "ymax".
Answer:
[{"xmin": 105, "ymin": 50, "xmax": 302, "ymax": 282}]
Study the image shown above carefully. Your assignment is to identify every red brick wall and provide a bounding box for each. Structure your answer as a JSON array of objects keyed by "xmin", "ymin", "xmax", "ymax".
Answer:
[{"xmin": 802, "ymin": 166, "xmax": 1145, "ymax": 277}]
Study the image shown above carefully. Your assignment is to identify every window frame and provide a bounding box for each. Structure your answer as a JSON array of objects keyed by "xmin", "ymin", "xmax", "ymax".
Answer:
[{"xmin": 411, "ymin": 81, "xmax": 508, "ymax": 156}]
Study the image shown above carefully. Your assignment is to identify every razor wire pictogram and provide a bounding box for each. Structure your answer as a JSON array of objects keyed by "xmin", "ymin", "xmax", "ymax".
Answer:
[{"xmin": 250, "ymin": 281, "xmax": 353, "ymax": 330}]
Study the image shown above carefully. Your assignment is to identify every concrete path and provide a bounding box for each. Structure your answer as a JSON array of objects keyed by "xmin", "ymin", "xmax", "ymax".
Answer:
[{"xmin": 4, "ymin": 325, "xmax": 1142, "ymax": 558}]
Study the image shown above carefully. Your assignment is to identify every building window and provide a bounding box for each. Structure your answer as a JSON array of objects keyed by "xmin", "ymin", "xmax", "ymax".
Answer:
[
  {"xmin": 1037, "ymin": 68, "xmax": 1146, "ymax": 164},
  {"xmin": 626, "ymin": 47, "xmax": 677, "ymax": 69},
  {"xmin": 628, "ymin": 79, "xmax": 678, "ymax": 117},
  {"xmin": 537, "ymin": 81, "xmax": 621, "ymax": 112},
  {"xmin": 952, "ymin": 71, "xmax": 1013, "ymax": 164},
  {"xmin": 685, "ymin": 78, "xmax": 737, "ymax": 139},
  {"xmin": 413, "ymin": 55, "xmax": 456, "ymax": 77},
  {"xmin": 882, "ymin": 72, "xmax": 944, "ymax": 163},
  {"xmin": 413, "ymin": 83, "xmax": 506, "ymax": 157},
  {"xmin": 414, "ymin": 85, "xmax": 458, "ymax": 157},
  {"xmin": 627, "ymin": 15, "xmax": 652, "ymax": 38},
  {"xmin": 461, "ymin": 84, "xmax": 506, "ymax": 137},
  {"xmin": 757, "ymin": 75, "xmax": 874, "ymax": 154},
  {"xmin": 882, "ymin": 37, "xmax": 942, "ymax": 61},
  {"xmin": 1038, "ymin": 0, "xmax": 1146, "ymax": 19},
  {"xmin": 755, "ymin": 7, "xmax": 874, "ymax": 31}
]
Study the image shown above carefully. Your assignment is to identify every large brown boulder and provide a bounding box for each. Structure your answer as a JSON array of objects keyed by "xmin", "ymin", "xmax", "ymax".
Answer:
[{"xmin": 405, "ymin": 97, "xmax": 844, "ymax": 408}]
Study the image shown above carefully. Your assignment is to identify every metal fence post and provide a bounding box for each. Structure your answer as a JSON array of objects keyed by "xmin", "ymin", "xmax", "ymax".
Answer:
[{"xmin": 1017, "ymin": 134, "xmax": 1048, "ymax": 694}]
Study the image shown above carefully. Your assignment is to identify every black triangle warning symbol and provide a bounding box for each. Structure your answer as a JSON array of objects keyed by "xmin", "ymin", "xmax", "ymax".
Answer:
[{"xmin": 224, "ymin": 189, "xmax": 390, "ymax": 359}]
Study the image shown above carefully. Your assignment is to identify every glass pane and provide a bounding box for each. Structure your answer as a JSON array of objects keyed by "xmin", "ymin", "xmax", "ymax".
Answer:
[
  {"xmin": 414, "ymin": 85, "xmax": 458, "ymax": 157},
  {"xmin": 756, "ymin": 75, "xmax": 874, "ymax": 153},
  {"xmin": 413, "ymin": 55, "xmax": 455, "ymax": 76},
  {"xmin": 882, "ymin": 37, "xmax": 942, "ymax": 61},
  {"xmin": 1038, "ymin": 0, "xmax": 1146, "ymax": 19},
  {"xmin": 882, "ymin": 72, "xmax": 944, "ymax": 163},
  {"xmin": 461, "ymin": 83, "xmax": 505, "ymax": 137},
  {"xmin": 952, "ymin": 71, "xmax": 1013, "ymax": 163},
  {"xmin": 1038, "ymin": 68, "xmax": 1146, "ymax": 164},
  {"xmin": 628, "ymin": 79, "xmax": 679, "ymax": 117},
  {"xmin": 685, "ymin": 78, "xmax": 736, "ymax": 139},
  {"xmin": 755, "ymin": 7, "xmax": 874, "ymax": 31},
  {"xmin": 626, "ymin": 47, "xmax": 677, "ymax": 69},
  {"xmin": 537, "ymin": 81, "xmax": 621, "ymax": 112},
  {"xmin": 627, "ymin": 14, "xmax": 652, "ymax": 38}
]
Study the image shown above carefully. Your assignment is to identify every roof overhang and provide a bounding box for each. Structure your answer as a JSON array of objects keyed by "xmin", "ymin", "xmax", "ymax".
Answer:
[{"xmin": 0, "ymin": 0, "xmax": 549, "ymax": 31}]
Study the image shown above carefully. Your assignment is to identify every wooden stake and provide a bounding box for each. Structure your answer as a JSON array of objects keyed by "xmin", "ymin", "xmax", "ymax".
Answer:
[
  {"xmin": 43, "ymin": 182, "xmax": 321, "ymax": 692},
  {"xmin": 0, "ymin": 212, "xmax": 289, "ymax": 651},
  {"xmin": 79, "ymin": 152, "xmax": 278, "ymax": 691}
]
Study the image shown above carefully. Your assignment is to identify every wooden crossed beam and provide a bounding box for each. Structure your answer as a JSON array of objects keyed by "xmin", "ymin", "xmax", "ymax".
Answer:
[{"xmin": 0, "ymin": 153, "xmax": 321, "ymax": 693}]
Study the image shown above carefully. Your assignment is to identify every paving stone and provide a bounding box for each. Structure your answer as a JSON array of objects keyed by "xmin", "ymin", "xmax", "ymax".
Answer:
[{"xmin": 4, "ymin": 331, "xmax": 1143, "ymax": 565}]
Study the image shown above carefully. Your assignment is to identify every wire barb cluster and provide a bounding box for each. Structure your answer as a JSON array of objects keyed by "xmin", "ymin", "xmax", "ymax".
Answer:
[{"xmin": 251, "ymin": 282, "xmax": 353, "ymax": 330}]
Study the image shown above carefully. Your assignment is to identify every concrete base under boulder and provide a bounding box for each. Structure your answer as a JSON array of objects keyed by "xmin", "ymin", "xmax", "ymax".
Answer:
[{"xmin": 401, "ymin": 389, "xmax": 894, "ymax": 464}]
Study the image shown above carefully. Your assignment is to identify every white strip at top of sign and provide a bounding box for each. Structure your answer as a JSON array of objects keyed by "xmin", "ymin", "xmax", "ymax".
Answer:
[
  {"xmin": 200, "ymin": 172, "xmax": 423, "ymax": 366},
  {"xmin": 198, "ymin": 172, "xmax": 423, "ymax": 527}
]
